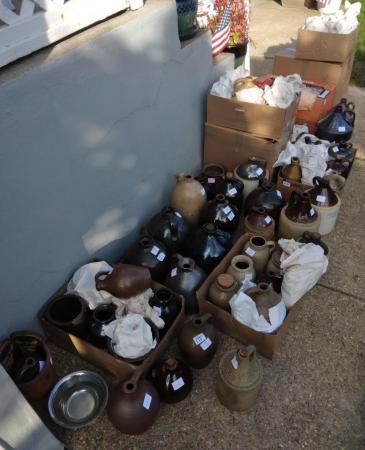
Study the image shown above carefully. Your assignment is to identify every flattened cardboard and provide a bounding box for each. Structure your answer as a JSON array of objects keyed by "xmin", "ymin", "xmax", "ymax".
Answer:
[
  {"xmin": 196, "ymin": 234, "xmax": 303, "ymax": 359},
  {"xmin": 295, "ymin": 27, "xmax": 357, "ymax": 63},
  {"xmin": 207, "ymin": 93, "xmax": 299, "ymax": 140},
  {"xmin": 39, "ymin": 280, "xmax": 185, "ymax": 380},
  {"xmin": 204, "ymin": 123, "xmax": 288, "ymax": 176}
]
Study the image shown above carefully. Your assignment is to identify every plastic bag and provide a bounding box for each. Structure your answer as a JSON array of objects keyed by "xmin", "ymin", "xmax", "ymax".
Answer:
[
  {"xmin": 279, "ymin": 239, "xmax": 328, "ymax": 308},
  {"xmin": 263, "ymin": 74, "xmax": 303, "ymax": 109},
  {"xmin": 303, "ymin": 2, "xmax": 361, "ymax": 34}
]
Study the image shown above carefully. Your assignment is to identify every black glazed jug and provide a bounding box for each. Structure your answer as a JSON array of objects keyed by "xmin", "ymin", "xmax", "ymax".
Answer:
[
  {"xmin": 244, "ymin": 180, "xmax": 286, "ymax": 224},
  {"xmin": 316, "ymin": 104, "xmax": 354, "ymax": 142},
  {"xmin": 199, "ymin": 194, "xmax": 239, "ymax": 234},
  {"xmin": 149, "ymin": 288, "xmax": 181, "ymax": 336},
  {"xmin": 216, "ymin": 172, "xmax": 244, "ymax": 213},
  {"xmin": 88, "ymin": 303, "xmax": 116, "ymax": 348}
]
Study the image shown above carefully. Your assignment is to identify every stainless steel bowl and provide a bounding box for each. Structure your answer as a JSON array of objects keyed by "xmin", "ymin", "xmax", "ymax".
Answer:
[{"xmin": 48, "ymin": 370, "xmax": 108, "ymax": 429}]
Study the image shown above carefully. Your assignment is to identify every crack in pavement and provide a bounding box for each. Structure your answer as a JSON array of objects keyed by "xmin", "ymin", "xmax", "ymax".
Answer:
[{"xmin": 317, "ymin": 282, "xmax": 365, "ymax": 305}]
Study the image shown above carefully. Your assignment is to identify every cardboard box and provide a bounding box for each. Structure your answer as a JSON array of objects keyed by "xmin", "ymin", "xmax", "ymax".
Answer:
[
  {"xmin": 295, "ymin": 27, "xmax": 357, "ymax": 63},
  {"xmin": 273, "ymin": 50, "xmax": 355, "ymax": 103},
  {"xmin": 276, "ymin": 172, "xmax": 311, "ymax": 202},
  {"xmin": 206, "ymin": 93, "xmax": 299, "ymax": 140},
  {"xmin": 204, "ymin": 123, "xmax": 288, "ymax": 176},
  {"xmin": 39, "ymin": 281, "xmax": 185, "ymax": 380},
  {"xmin": 196, "ymin": 234, "xmax": 304, "ymax": 359}
]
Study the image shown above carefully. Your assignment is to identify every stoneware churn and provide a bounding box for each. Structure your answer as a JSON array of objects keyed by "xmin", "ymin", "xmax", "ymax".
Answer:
[
  {"xmin": 208, "ymin": 273, "xmax": 239, "ymax": 311},
  {"xmin": 216, "ymin": 346, "xmax": 263, "ymax": 412},
  {"xmin": 234, "ymin": 157, "xmax": 267, "ymax": 201},
  {"xmin": 278, "ymin": 191, "xmax": 320, "ymax": 240},
  {"xmin": 177, "ymin": 313, "xmax": 218, "ymax": 369},
  {"xmin": 243, "ymin": 235, "xmax": 275, "ymax": 277},
  {"xmin": 307, "ymin": 176, "xmax": 341, "ymax": 235},
  {"xmin": 243, "ymin": 207, "xmax": 275, "ymax": 240},
  {"xmin": 227, "ymin": 255, "xmax": 256, "ymax": 283},
  {"xmin": 107, "ymin": 368, "xmax": 160, "ymax": 435},
  {"xmin": 171, "ymin": 173, "xmax": 207, "ymax": 226}
]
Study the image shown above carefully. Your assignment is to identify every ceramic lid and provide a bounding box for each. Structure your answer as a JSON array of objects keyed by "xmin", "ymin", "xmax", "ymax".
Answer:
[{"xmin": 217, "ymin": 273, "xmax": 235, "ymax": 289}]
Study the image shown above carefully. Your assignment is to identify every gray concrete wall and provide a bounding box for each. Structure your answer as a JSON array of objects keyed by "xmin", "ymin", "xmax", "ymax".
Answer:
[{"xmin": 0, "ymin": 2, "xmax": 232, "ymax": 335}]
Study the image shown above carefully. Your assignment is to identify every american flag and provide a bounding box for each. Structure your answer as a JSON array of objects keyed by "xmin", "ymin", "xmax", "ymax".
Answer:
[{"xmin": 211, "ymin": 2, "xmax": 231, "ymax": 57}]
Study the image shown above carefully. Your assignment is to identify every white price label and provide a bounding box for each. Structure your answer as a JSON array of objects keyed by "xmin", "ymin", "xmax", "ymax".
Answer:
[
  {"xmin": 276, "ymin": 190, "xmax": 282, "ymax": 198},
  {"xmin": 228, "ymin": 212, "xmax": 235, "ymax": 221},
  {"xmin": 256, "ymin": 167, "xmax": 264, "ymax": 175},
  {"xmin": 338, "ymin": 126, "xmax": 346, "ymax": 132},
  {"xmin": 39, "ymin": 360, "xmax": 46, "ymax": 371},
  {"xmin": 175, "ymin": 211, "xmax": 182, "ymax": 218},
  {"xmin": 310, "ymin": 208, "xmax": 316, "ymax": 216},
  {"xmin": 193, "ymin": 333, "xmax": 206, "ymax": 345},
  {"xmin": 283, "ymin": 180, "xmax": 291, "ymax": 187},
  {"xmin": 157, "ymin": 252, "xmax": 166, "ymax": 261},
  {"xmin": 318, "ymin": 89, "xmax": 329, "ymax": 99},
  {"xmin": 245, "ymin": 247, "xmax": 255, "ymax": 257},
  {"xmin": 223, "ymin": 206, "xmax": 231, "ymax": 214},
  {"xmin": 150, "ymin": 246, "xmax": 159, "ymax": 256},
  {"xmin": 143, "ymin": 393, "xmax": 152, "ymax": 410},
  {"xmin": 332, "ymin": 146, "xmax": 339, "ymax": 153},
  {"xmin": 228, "ymin": 187, "xmax": 237, "ymax": 195},
  {"xmin": 316, "ymin": 195, "xmax": 326, "ymax": 203},
  {"xmin": 171, "ymin": 267, "xmax": 177, "ymax": 277},
  {"xmin": 208, "ymin": 178, "xmax": 215, "ymax": 184},
  {"xmin": 231, "ymin": 355, "xmax": 238, "ymax": 369},
  {"xmin": 264, "ymin": 216, "xmax": 272, "ymax": 224},
  {"xmin": 201, "ymin": 188, "xmax": 206, "ymax": 195},
  {"xmin": 245, "ymin": 272, "xmax": 253, "ymax": 281},
  {"xmin": 172, "ymin": 377, "xmax": 185, "ymax": 391},
  {"xmin": 200, "ymin": 337, "xmax": 212, "ymax": 351},
  {"xmin": 153, "ymin": 306, "xmax": 161, "ymax": 316}
]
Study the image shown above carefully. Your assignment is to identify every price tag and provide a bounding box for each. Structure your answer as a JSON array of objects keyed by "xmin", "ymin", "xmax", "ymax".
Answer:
[
  {"xmin": 228, "ymin": 212, "xmax": 235, "ymax": 221},
  {"xmin": 223, "ymin": 206, "xmax": 231, "ymax": 214},
  {"xmin": 150, "ymin": 246, "xmax": 159, "ymax": 256},
  {"xmin": 208, "ymin": 178, "xmax": 215, "ymax": 184},
  {"xmin": 338, "ymin": 126, "xmax": 346, "ymax": 132},
  {"xmin": 332, "ymin": 146, "xmax": 339, "ymax": 153},
  {"xmin": 175, "ymin": 211, "xmax": 182, "ymax": 218},
  {"xmin": 157, "ymin": 252, "xmax": 166, "ymax": 261},
  {"xmin": 245, "ymin": 272, "xmax": 253, "ymax": 281},
  {"xmin": 318, "ymin": 89, "xmax": 329, "ymax": 99},
  {"xmin": 200, "ymin": 337, "xmax": 212, "ymax": 351},
  {"xmin": 283, "ymin": 180, "xmax": 291, "ymax": 187},
  {"xmin": 193, "ymin": 333, "xmax": 206, "ymax": 345},
  {"xmin": 171, "ymin": 267, "xmax": 177, "ymax": 277},
  {"xmin": 153, "ymin": 306, "xmax": 161, "ymax": 316},
  {"xmin": 316, "ymin": 195, "xmax": 326, "ymax": 203},
  {"xmin": 231, "ymin": 355, "xmax": 238, "ymax": 369},
  {"xmin": 264, "ymin": 216, "xmax": 272, "ymax": 224},
  {"xmin": 276, "ymin": 190, "xmax": 282, "ymax": 198},
  {"xmin": 228, "ymin": 187, "xmax": 237, "ymax": 195},
  {"xmin": 256, "ymin": 167, "xmax": 264, "ymax": 176},
  {"xmin": 310, "ymin": 208, "xmax": 316, "ymax": 216},
  {"xmin": 172, "ymin": 377, "xmax": 185, "ymax": 391},
  {"xmin": 143, "ymin": 393, "xmax": 152, "ymax": 410},
  {"xmin": 201, "ymin": 188, "xmax": 206, "ymax": 195},
  {"xmin": 245, "ymin": 247, "xmax": 255, "ymax": 257},
  {"xmin": 39, "ymin": 360, "xmax": 46, "ymax": 371}
]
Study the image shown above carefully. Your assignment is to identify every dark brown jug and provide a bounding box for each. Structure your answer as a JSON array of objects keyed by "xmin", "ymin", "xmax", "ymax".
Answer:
[
  {"xmin": 149, "ymin": 288, "xmax": 181, "ymax": 336},
  {"xmin": 199, "ymin": 194, "xmax": 239, "ymax": 234},
  {"xmin": 299, "ymin": 231, "xmax": 329, "ymax": 255},
  {"xmin": 328, "ymin": 141, "xmax": 355, "ymax": 164},
  {"xmin": 257, "ymin": 271, "xmax": 283, "ymax": 294},
  {"xmin": 245, "ymin": 283, "xmax": 281, "ymax": 323},
  {"xmin": 244, "ymin": 206, "xmax": 275, "ymax": 240},
  {"xmin": 245, "ymin": 180, "xmax": 285, "ymax": 224},
  {"xmin": 107, "ymin": 369, "xmax": 160, "ymax": 435},
  {"xmin": 308, "ymin": 176, "xmax": 338, "ymax": 207},
  {"xmin": 281, "ymin": 156, "xmax": 302, "ymax": 182},
  {"xmin": 316, "ymin": 104, "xmax": 354, "ymax": 142},
  {"xmin": 177, "ymin": 313, "xmax": 218, "ymax": 369},
  {"xmin": 88, "ymin": 303, "xmax": 117, "ymax": 348},
  {"xmin": 326, "ymin": 155, "xmax": 350, "ymax": 178},
  {"xmin": 122, "ymin": 235, "xmax": 170, "ymax": 282},
  {"xmin": 163, "ymin": 254, "xmax": 206, "ymax": 315},
  {"xmin": 95, "ymin": 264, "xmax": 152, "ymax": 299},
  {"xmin": 150, "ymin": 358, "xmax": 193, "ymax": 403},
  {"xmin": 216, "ymin": 171, "xmax": 244, "ymax": 213},
  {"xmin": 195, "ymin": 163, "xmax": 225, "ymax": 200}
]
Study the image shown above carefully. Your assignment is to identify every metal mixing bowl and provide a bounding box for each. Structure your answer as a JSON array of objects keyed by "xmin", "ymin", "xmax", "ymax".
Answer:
[{"xmin": 48, "ymin": 370, "xmax": 108, "ymax": 429}]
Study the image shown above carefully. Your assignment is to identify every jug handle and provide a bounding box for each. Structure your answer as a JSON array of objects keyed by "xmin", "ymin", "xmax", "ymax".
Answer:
[
  {"xmin": 347, "ymin": 101, "xmax": 355, "ymax": 111},
  {"xmin": 246, "ymin": 345, "xmax": 256, "ymax": 360},
  {"xmin": 289, "ymin": 190, "xmax": 301, "ymax": 205},
  {"xmin": 345, "ymin": 110, "xmax": 355, "ymax": 124},
  {"xmin": 266, "ymin": 241, "xmax": 276, "ymax": 253},
  {"xmin": 169, "ymin": 219, "xmax": 179, "ymax": 242},
  {"xmin": 312, "ymin": 176, "xmax": 322, "ymax": 186},
  {"xmin": 343, "ymin": 141, "xmax": 353, "ymax": 150},
  {"xmin": 95, "ymin": 271, "xmax": 110, "ymax": 291}
]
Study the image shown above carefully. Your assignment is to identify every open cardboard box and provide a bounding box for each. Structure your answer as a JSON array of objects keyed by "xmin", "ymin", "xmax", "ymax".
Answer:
[
  {"xmin": 206, "ymin": 93, "xmax": 299, "ymax": 140},
  {"xmin": 39, "ymin": 278, "xmax": 185, "ymax": 380},
  {"xmin": 196, "ymin": 234, "xmax": 304, "ymax": 359},
  {"xmin": 295, "ymin": 27, "xmax": 357, "ymax": 63},
  {"xmin": 276, "ymin": 172, "xmax": 312, "ymax": 202},
  {"xmin": 204, "ymin": 123, "xmax": 289, "ymax": 177}
]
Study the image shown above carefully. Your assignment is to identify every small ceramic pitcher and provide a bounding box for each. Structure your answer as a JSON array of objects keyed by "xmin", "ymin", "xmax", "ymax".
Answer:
[{"xmin": 242, "ymin": 236, "xmax": 275, "ymax": 277}]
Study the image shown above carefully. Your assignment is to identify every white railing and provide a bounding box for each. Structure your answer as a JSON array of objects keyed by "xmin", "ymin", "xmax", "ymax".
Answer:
[{"xmin": 0, "ymin": 0, "xmax": 133, "ymax": 68}]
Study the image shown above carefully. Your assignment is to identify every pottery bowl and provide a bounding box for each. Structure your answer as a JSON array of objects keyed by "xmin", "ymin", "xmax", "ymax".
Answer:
[{"xmin": 48, "ymin": 371, "xmax": 108, "ymax": 429}]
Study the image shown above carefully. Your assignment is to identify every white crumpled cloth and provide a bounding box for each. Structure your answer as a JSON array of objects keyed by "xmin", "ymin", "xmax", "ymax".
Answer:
[
  {"xmin": 103, "ymin": 313, "xmax": 157, "ymax": 359},
  {"xmin": 263, "ymin": 74, "xmax": 303, "ymax": 109},
  {"xmin": 211, "ymin": 65, "xmax": 250, "ymax": 99},
  {"xmin": 279, "ymin": 239, "xmax": 328, "ymax": 309},
  {"xmin": 304, "ymin": 1, "xmax": 361, "ymax": 34},
  {"xmin": 274, "ymin": 133, "xmax": 330, "ymax": 185}
]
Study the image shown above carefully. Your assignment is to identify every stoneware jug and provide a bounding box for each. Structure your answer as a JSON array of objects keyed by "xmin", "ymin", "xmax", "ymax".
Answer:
[
  {"xmin": 265, "ymin": 245, "xmax": 282, "ymax": 275},
  {"xmin": 281, "ymin": 156, "xmax": 302, "ymax": 182},
  {"xmin": 328, "ymin": 141, "xmax": 355, "ymax": 165},
  {"xmin": 243, "ymin": 236, "xmax": 275, "ymax": 277},
  {"xmin": 144, "ymin": 206, "xmax": 190, "ymax": 253},
  {"xmin": 244, "ymin": 180, "xmax": 285, "ymax": 224},
  {"xmin": 107, "ymin": 368, "xmax": 160, "ymax": 435},
  {"xmin": 171, "ymin": 173, "xmax": 206, "ymax": 226},
  {"xmin": 216, "ymin": 346, "xmax": 263, "ymax": 412},
  {"xmin": 234, "ymin": 157, "xmax": 267, "ymax": 201},
  {"xmin": 216, "ymin": 171, "xmax": 244, "ymax": 213},
  {"xmin": 177, "ymin": 313, "xmax": 218, "ymax": 369},
  {"xmin": 95, "ymin": 264, "xmax": 152, "ymax": 299},
  {"xmin": 258, "ymin": 271, "xmax": 283, "ymax": 295},
  {"xmin": 299, "ymin": 231, "xmax": 329, "ymax": 255},
  {"xmin": 326, "ymin": 155, "xmax": 350, "ymax": 178},
  {"xmin": 199, "ymin": 194, "xmax": 239, "ymax": 234},
  {"xmin": 227, "ymin": 255, "xmax": 256, "ymax": 283},
  {"xmin": 123, "ymin": 235, "xmax": 170, "ymax": 283},
  {"xmin": 316, "ymin": 104, "xmax": 354, "ymax": 142},
  {"xmin": 324, "ymin": 171, "xmax": 346, "ymax": 194},
  {"xmin": 308, "ymin": 176, "xmax": 341, "ymax": 235},
  {"xmin": 245, "ymin": 282, "xmax": 282, "ymax": 324},
  {"xmin": 163, "ymin": 254, "xmax": 206, "ymax": 315},
  {"xmin": 184, "ymin": 223, "xmax": 231, "ymax": 272},
  {"xmin": 196, "ymin": 163, "xmax": 225, "ymax": 200},
  {"xmin": 88, "ymin": 303, "xmax": 117, "ymax": 348},
  {"xmin": 279, "ymin": 191, "xmax": 320, "ymax": 240},
  {"xmin": 208, "ymin": 273, "xmax": 239, "ymax": 311},
  {"xmin": 149, "ymin": 288, "xmax": 181, "ymax": 335},
  {"xmin": 243, "ymin": 207, "xmax": 275, "ymax": 240},
  {"xmin": 150, "ymin": 357, "xmax": 193, "ymax": 404}
]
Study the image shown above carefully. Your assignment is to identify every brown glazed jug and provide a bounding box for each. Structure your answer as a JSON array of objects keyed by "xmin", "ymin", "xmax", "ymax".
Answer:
[
  {"xmin": 245, "ymin": 282, "xmax": 281, "ymax": 323},
  {"xmin": 177, "ymin": 313, "xmax": 218, "ymax": 369},
  {"xmin": 243, "ymin": 207, "xmax": 275, "ymax": 240},
  {"xmin": 196, "ymin": 163, "xmax": 225, "ymax": 200},
  {"xmin": 280, "ymin": 156, "xmax": 302, "ymax": 182},
  {"xmin": 107, "ymin": 368, "xmax": 160, "ymax": 435},
  {"xmin": 171, "ymin": 173, "xmax": 207, "ymax": 226},
  {"xmin": 150, "ymin": 357, "xmax": 193, "ymax": 404},
  {"xmin": 279, "ymin": 191, "xmax": 320, "ymax": 240},
  {"xmin": 208, "ymin": 273, "xmax": 239, "ymax": 311},
  {"xmin": 95, "ymin": 264, "xmax": 152, "ymax": 299},
  {"xmin": 216, "ymin": 346, "xmax": 263, "ymax": 412},
  {"xmin": 243, "ymin": 236, "xmax": 275, "ymax": 277}
]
